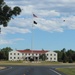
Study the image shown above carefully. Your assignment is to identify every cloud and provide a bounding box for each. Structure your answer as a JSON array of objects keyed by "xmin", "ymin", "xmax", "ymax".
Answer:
[
  {"xmin": 33, "ymin": 18, "xmax": 64, "ymax": 32},
  {"xmin": 37, "ymin": 10, "xmax": 60, "ymax": 17},
  {"xmin": 63, "ymin": 16, "xmax": 75, "ymax": 29},
  {"xmin": 0, "ymin": 38, "xmax": 25, "ymax": 45},
  {"xmin": 0, "ymin": 39, "xmax": 12, "ymax": 45},
  {"xmin": 1, "ymin": 26, "xmax": 31, "ymax": 35},
  {"xmin": 2, "ymin": 0, "xmax": 75, "ymax": 33}
]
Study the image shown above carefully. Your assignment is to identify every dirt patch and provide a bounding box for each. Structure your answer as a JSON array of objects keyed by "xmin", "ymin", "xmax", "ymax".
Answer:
[{"xmin": 0, "ymin": 67, "xmax": 6, "ymax": 70}]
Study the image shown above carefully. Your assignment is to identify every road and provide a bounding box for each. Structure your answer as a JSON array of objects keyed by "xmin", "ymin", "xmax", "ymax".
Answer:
[{"xmin": 0, "ymin": 65, "xmax": 73, "ymax": 75}]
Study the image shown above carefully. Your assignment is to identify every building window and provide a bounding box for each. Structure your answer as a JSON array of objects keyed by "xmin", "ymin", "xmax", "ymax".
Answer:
[
  {"xmin": 18, "ymin": 53, "xmax": 19, "ymax": 55},
  {"xmin": 17, "ymin": 57, "xmax": 19, "ymax": 59},
  {"xmin": 10, "ymin": 53, "xmax": 12, "ymax": 55},
  {"xmin": 54, "ymin": 54, "xmax": 56, "ymax": 56},
  {"xmin": 14, "ymin": 53, "xmax": 16, "ymax": 55},
  {"xmin": 36, "ymin": 54, "xmax": 37, "ymax": 55},
  {"xmin": 14, "ymin": 57, "xmax": 16, "ymax": 59},
  {"xmin": 47, "ymin": 54, "xmax": 48, "ymax": 56},
  {"xmin": 22, "ymin": 53, "xmax": 24, "ymax": 55},
  {"xmin": 50, "ymin": 58, "xmax": 52, "ymax": 60},
  {"xmin": 10, "ymin": 57, "xmax": 12, "ymax": 59},
  {"xmin": 50, "ymin": 54, "xmax": 52, "ymax": 56},
  {"xmin": 29, "ymin": 53, "xmax": 30, "ymax": 55},
  {"xmin": 54, "ymin": 58, "xmax": 56, "ymax": 60},
  {"xmin": 25, "ymin": 53, "xmax": 27, "ymax": 55},
  {"xmin": 32, "ymin": 53, "xmax": 34, "ymax": 55}
]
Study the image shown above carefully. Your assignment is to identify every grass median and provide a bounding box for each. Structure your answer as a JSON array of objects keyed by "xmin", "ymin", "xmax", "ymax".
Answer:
[
  {"xmin": 57, "ymin": 68, "xmax": 75, "ymax": 75},
  {"xmin": 0, "ymin": 61, "xmax": 75, "ymax": 66},
  {"xmin": 0, "ymin": 61, "xmax": 62, "ymax": 65}
]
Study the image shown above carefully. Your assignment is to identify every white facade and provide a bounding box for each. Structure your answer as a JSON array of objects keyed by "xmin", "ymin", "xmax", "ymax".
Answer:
[
  {"xmin": 45, "ymin": 51, "xmax": 57, "ymax": 61},
  {"xmin": 9, "ymin": 51, "xmax": 23, "ymax": 61},
  {"xmin": 9, "ymin": 50, "xmax": 57, "ymax": 61}
]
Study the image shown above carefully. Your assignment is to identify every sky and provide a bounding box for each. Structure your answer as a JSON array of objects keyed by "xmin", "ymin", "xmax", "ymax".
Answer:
[{"xmin": 0, "ymin": 0, "xmax": 75, "ymax": 51}]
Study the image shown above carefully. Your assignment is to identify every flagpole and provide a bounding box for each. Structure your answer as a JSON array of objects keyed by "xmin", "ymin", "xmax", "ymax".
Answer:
[
  {"xmin": 31, "ymin": 13, "xmax": 37, "ymax": 61},
  {"xmin": 31, "ymin": 24, "xmax": 33, "ymax": 52},
  {"xmin": 0, "ymin": 27, "xmax": 1, "ymax": 34},
  {"xmin": 31, "ymin": 17, "xmax": 34, "ymax": 60}
]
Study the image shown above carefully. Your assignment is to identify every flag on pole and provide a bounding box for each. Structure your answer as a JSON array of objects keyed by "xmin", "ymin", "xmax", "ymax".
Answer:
[
  {"xmin": 33, "ymin": 21, "xmax": 37, "ymax": 24},
  {"xmin": 33, "ymin": 14, "xmax": 37, "ymax": 18},
  {"xmin": 33, "ymin": 13, "xmax": 38, "ymax": 25}
]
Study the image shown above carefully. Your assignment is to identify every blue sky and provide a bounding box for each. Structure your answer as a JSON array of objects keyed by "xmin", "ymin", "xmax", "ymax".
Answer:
[{"xmin": 0, "ymin": 0, "xmax": 75, "ymax": 51}]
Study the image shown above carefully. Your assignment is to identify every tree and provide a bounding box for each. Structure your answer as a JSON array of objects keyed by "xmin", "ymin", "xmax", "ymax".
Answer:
[
  {"xmin": 1, "ymin": 47, "xmax": 13, "ymax": 60},
  {"xmin": 66, "ymin": 49, "xmax": 74, "ymax": 57},
  {"xmin": 61, "ymin": 48, "xmax": 66, "ymax": 53},
  {"xmin": 61, "ymin": 52, "xmax": 68, "ymax": 63},
  {"xmin": 68, "ymin": 57, "xmax": 73, "ymax": 63},
  {"xmin": 66, "ymin": 49, "xmax": 74, "ymax": 62},
  {"xmin": 54, "ymin": 50, "xmax": 63, "ymax": 62},
  {"xmin": 72, "ymin": 53, "xmax": 75, "ymax": 61},
  {"xmin": 0, "ymin": 51, "xmax": 5, "ymax": 60},
  {"xmin": 39, "ymin": 54, "xmax": 47, "ymax": 61},
  {"xmin": 61, "ymin": 48, "xmax": 67, "ymax": 62},
  {"xmin": 0, "ymin": 0, "xmax": 21, "ymax": 27},
  {"xmin": 25, "ymin": 49, "xmax": 30, "ymax": 50}
]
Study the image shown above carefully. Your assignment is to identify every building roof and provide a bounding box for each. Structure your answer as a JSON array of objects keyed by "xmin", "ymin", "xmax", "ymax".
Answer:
[{"xmin": 17, "ymin": 50, "xmax": 48, "ymax": 54}]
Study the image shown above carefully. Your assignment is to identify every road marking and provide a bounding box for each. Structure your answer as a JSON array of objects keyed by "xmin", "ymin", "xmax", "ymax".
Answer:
[
  {"xmin": 0, "ymin": 67, "xmax": 12, "ymax": 72},
  {"xmin": 50, "ymin": 69, "xmax": 61, "ymax": 75}
]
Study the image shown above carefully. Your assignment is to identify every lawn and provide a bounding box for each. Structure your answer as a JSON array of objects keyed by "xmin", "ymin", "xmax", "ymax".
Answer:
[
  {"xmin": 0, "ymin": 61, "xmax": 75, "ymax": 66},
  {"xmin": 57, "ymin": 68, "xmax": 75, "ymax": 75},
  {"xmin": 0, "ymin": 61, "xmax": 61, "ymax": 65}
]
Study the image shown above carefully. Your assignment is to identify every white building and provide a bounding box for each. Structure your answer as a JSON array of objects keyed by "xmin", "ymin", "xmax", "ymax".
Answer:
[
  {"xmin": 9, "ymin": 50, "xmax": 57, "ymax": 61},
  {"xmin": 45, "ymin": 51, "xmax": 57, "ymax": 61}
]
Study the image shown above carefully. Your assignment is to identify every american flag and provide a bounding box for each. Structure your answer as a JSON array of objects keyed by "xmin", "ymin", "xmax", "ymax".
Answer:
[
  {"xmin": 33, "ymin": 21, "xmax": 37, "ymax": 24},
  {"xmin": 33, "ymin": 14, "xmax": 37, "ymax": 17}
]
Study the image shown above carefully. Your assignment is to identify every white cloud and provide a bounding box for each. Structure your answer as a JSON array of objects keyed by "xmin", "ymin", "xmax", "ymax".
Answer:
[
  {"xmin": 63, "ymin": 16, "xmax": 75, "ymax": 29},
  {"xmin": 1, "ymin": 26, "xmax": 31, "ymax": 35},
  {"xmin": 1, "ymin": 0, "xmax": 75, "ymax": 33},
  {"xmin": 61, "ymin": 0, "xmax": 75, "ymax": 3},
  {"xmin": 0, "ymin": 38, "xmax": 25, "ymax": 45},
  {"xmin": 0, "ymin": 39, "xmax": 12, "ymax": 45},
  {"xmin": 13, "ymin": 38, "xmax": 24, "ymax": 41},
  {"xmin": 34, "ymin": 18, "xmax": 64, "ymax": 32},
  {"xmin": 38, "ymin": 10, "xmax": 60, "ymax": 17}
]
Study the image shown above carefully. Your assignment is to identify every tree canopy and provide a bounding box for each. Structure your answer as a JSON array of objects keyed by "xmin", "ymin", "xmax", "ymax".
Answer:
[
  {"xmin": 0, "ymin": 47, "xmax": 13, "ymax": 60},
  {"xmin": 0, "ymin": 0, "xmax": 21, "ymax": 27},
  {"xmin": 39, "ymin": 54, "xmax": 47, "ymax": 61},
  {"xmin": 55, "ymin": 48, "xmax": 75, "ymax": 63}
]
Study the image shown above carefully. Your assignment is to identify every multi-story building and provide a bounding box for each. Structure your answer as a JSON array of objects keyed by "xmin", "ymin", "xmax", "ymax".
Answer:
[{"xmin": 9, "ymin": 50, "xmax": 57, "ymax": 61}]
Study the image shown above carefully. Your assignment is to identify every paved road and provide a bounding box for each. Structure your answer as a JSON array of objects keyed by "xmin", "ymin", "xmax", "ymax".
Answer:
[{"xmin": 0, "ymin": 65, "xmax": 73, "ymax": 75}]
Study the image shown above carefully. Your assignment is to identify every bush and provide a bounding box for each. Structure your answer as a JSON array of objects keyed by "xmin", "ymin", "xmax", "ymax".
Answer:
[
  {"xmin": 63, "ymin": 60, "xmax": 67, "ymax": 63},
  {"xmin": 68, "ymin": 58, "xmax": 73, "ymax": 63}
]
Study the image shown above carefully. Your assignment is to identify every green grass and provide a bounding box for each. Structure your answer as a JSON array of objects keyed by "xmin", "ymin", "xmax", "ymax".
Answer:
[
  {"xmin": 57, "ymin": 68, "xmax": 75, "ymax": 75},
  {"xmin": 0, "ymin": 61, "xmax": 75, "ymax": 66},
  {"xmin": 7, "ymin": 60, "xmax": 23, "ymax": 63},
  {"xmin": 0, "ymin": 61, "xmax": 61, "ymax": 65},
  {"xmin": 39, "ymin": 61, "xmax": 61, "ymax": 65}
]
